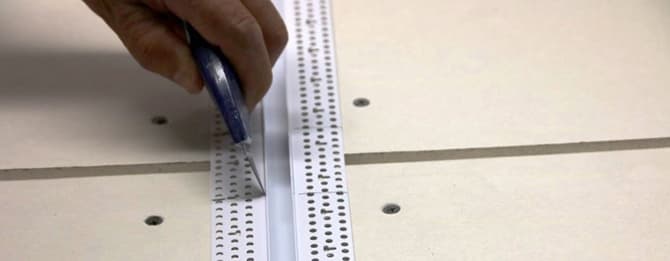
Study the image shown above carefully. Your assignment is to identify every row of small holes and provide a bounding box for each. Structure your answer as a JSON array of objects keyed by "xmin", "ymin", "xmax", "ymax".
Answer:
[
  {"xmin": 301, "ymin": 131, "xmax": 346, "ymax": 193},
  {"xmin": 293, "ymin": 0, "xmax": 354, "ymax": 260},
  {"xmin": 213, "ymin": 200, "xmax": 257, "ymax": 260},
  {"xmin": 212, "ymin": 113, "xmax": 261, "ymax": 260},
  {"xmin": 212, "ymin": 115, "xmax": 262, "ymax": 200},
  {"xmin": 295, "ymin": 0, "xmax": 345, "ymax": 195},
  {"xmin": 305, "ymin": 193, "xmax": 353, "ymax": 260}
]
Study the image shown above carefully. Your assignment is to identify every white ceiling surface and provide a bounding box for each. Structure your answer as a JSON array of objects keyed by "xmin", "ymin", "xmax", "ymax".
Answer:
[
  {"xmin": 1, "ymin": 0, "xmax": 670, "ymax": 261},
  {"xmin": 349, "ymin": 148, "xmax": 670, "ymax": 261},
  {"xmin": 0, "ymin": 171, "xmax": 210, "ymax": 261},
  {"xmin": 334, "ymin": 0, "xmax": 670, "ymax": 154},
  {"xmin": 1, "ymin": 149, "xmax": 669, "ymax": 261},
  {"xmin": 0, "ymin": 1, "xmax": 123, "ymax": 52},
  {"xmin": 5, "ymin": 0, "xmax": 670, "ymax": 168}
]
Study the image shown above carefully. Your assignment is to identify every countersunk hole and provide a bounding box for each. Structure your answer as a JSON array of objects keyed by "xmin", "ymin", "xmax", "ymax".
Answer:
[
  {"xmin": 353, "ymin": 98, "xmax": 370, "ymax": 107},
  {"xmin": 145, "ymin": 215, "xmax": 164, "ymax": 226},
  {"xmin": 382, "ymin": 203, "xmax": 401, "ymax": 215},
  {"xmin": 151, "ymin": 116, "xmax": 168, "ymax": 125}
]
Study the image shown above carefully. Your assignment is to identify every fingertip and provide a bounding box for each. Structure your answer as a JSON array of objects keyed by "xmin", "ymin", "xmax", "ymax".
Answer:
[
  {"xmin": 172, "ymin": 47, "xmax": 204, "ymax": 94},
  {"xmin": 190, "ymin": 77, "xmax": 205, "ymax": 94},
  {"xmin": 245, "ymin": 98, "xmax": 256, "ymax": 111},
  {"xmin": 174, "ymin": 68, "xmax": 202, "ymax": 94},
  {"xmin": 186, "ymin": 84, "xmax": 204, "ymax": 94},
  {"xmin": 243, "ymin": 79, "xmax": 271, "ymax": 111}
]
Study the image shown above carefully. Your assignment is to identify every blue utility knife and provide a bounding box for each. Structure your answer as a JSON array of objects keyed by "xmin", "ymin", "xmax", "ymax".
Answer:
[{"xmin": 184, "ymin": 22, "xmax": 265, "ymax": 194}]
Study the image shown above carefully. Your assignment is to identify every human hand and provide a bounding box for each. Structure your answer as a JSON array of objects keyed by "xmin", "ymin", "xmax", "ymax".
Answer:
[{"xmin": 83, "ymin": 0, "xmax": 288, "ymax": 109}]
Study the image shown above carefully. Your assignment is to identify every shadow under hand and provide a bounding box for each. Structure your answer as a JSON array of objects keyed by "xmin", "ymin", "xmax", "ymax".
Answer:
[{"xmin": 0, "ymin": 50, "xmax": 211, "ymax": 165}]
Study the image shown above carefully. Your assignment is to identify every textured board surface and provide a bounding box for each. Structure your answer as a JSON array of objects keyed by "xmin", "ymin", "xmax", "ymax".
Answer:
[
  {"xmin": 334, "ymin": 0, "xmax": 670, "ymax": 154},
  {"xmin": 347, "ymin": 149, "xmax": 670, "ymax": 261},
  {"xmin": 0, "ymin": 0, "xmax": 210, "ymax": 169},
  {"xmin": 0, "ymin": 172, "xmax": 210, "ymax": 261},
  {"xmin": 0, "ymin": 0, "xmax": 122, "ymax": 52},
  {"xmin": 3, "ymin": 0, "xmax": 670, "ymax": 260},
  {"xmin": 4, "ymin": 149, "xmax": 670, "ymax": 261}
]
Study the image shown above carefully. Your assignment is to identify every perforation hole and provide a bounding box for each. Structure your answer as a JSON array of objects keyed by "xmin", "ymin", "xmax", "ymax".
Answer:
[
  {"xmin": 382, "ymin": 203, "xmax": 401, "ymax": 214},
  {"xmin": 144, "ymin": 215, "xmax": 163, "ymax": 226},
  {"xmin": 151, "ymin": 116, "xmax": 168, "ymax": 125},
  {"xmin": 291, "ymin": 2, "xmax": 354, "ymax": 260}
]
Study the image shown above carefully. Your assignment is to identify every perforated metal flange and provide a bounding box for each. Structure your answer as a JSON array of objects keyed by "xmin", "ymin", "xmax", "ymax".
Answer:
[
  {"xmin": 209, "ymin": 0, "xmax": 354, "ymax": 260},
  {"xmin": 210, "ymin": 114, "xmax": 268, "ymax": 261},
  {"xmin": 286, "ymin": 0, "xmax": 356, "ymax": 260}
]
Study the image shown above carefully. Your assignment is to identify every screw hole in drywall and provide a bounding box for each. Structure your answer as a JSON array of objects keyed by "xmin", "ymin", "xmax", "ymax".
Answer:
[
  {"xmin": 382, "ymin": 203, "xmax": 401, "ymax": 215},
  {"xmin": 353, "ymin": 97, "xmax": 370, "ymax": 107},
  {"xmin": 151, "ymin": 116, "xmax": 168, "ymax": 125},
  {"xmin": 144, "ymin": 215, "xmax": 164, "ymax": 226}
]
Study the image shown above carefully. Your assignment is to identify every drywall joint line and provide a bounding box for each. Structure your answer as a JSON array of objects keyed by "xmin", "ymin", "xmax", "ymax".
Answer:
[
  {"xmin": 345, "ymin": 137, "xmax": 670, "ymax": 165},
  {"xmin": 0, "ymin": 135, "xmax": 670, "ymax": 181},
  {"xmin": 3, "ymin": 137, "xmax": 670, "ymax": 180},
  {"xmin": 0, "ymin": 161, "xmax": 210, "ymax": 180}
]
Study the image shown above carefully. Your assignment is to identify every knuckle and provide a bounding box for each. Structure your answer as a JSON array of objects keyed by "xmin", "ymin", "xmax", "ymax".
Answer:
[
  {"xmin": 133, "ymin": 40, "xmax": 160, "ymax": 71},
  {"xmin": 114, "ymin": 13, "xmax": 166, "ymax": 74},
  {"xmin": 128, "ymin": 32, "xmax": 168, "ymax": 74},
  {"xmin": 114, "ymin": 5, "xmax": 142, "ymax": 31},
  {"xmin": 182, "ymin": 0, "xmax": 206, "ymax": 11},
  {"xmin": 228, "ymin": 13, "xmax": 260, "ymax": 36}
]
